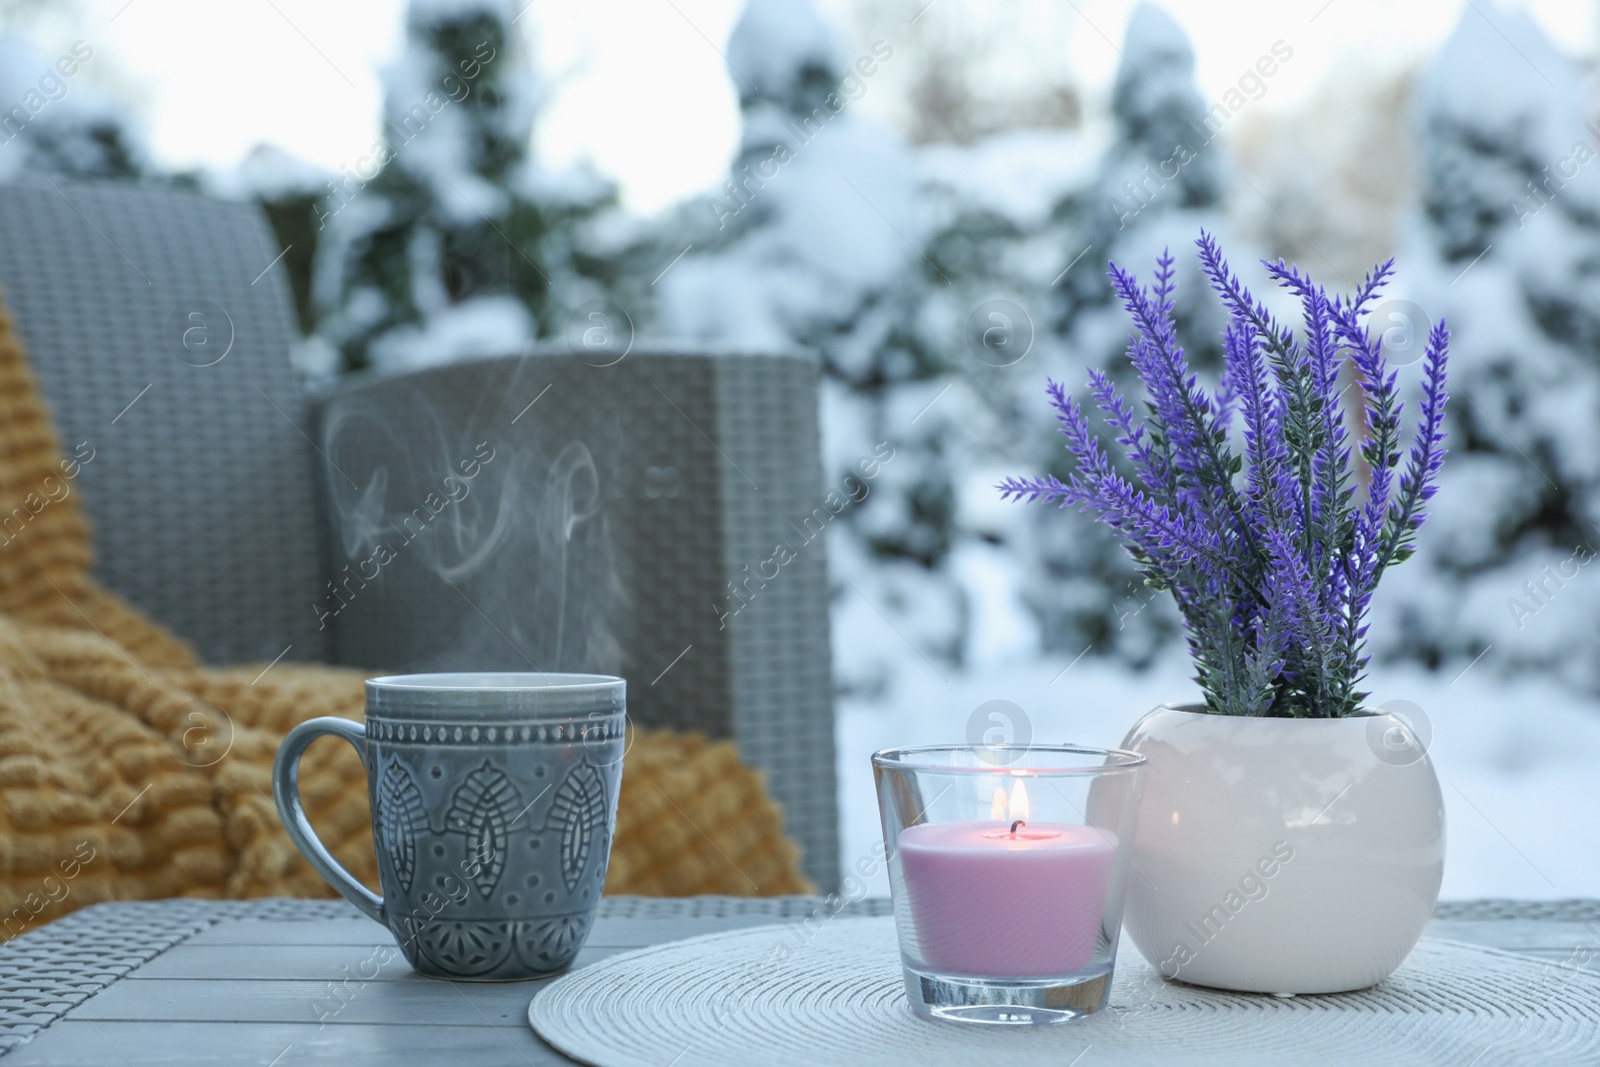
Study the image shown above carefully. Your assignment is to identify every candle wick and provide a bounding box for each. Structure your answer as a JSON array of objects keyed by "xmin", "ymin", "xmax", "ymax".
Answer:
[{"xmin": 1010, "ymin": 819, "xmax": 1026, "ymax": 834}]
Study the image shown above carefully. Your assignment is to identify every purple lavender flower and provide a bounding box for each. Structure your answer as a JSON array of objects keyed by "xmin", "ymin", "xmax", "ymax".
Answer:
[{"xmin": 1001, "ymin": 234, "xmax": 1450, "ymax": 717}]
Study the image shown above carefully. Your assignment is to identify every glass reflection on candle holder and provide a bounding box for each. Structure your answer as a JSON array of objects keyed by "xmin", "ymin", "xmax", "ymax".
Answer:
[{"xmin": 873, "ymin": 743, "xmax": 1147, "ymax": 1025}]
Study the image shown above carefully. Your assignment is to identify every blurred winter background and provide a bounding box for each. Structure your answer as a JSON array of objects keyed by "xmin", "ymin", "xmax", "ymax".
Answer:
[{"xmin": 4, "ymin": 0, "xmax": 1599, "ymax": 898}]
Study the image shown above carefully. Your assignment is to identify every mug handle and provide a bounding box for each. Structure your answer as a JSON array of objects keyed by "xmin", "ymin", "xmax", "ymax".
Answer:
[{"xmin": 273, "ymin": 717, "xmax": 384, "ymax": 924}]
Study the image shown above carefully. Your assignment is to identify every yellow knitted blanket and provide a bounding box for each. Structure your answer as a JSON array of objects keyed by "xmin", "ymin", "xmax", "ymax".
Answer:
[{"xmin": 0, "ymin": 304, "xmax": 809, "ymax": 943}]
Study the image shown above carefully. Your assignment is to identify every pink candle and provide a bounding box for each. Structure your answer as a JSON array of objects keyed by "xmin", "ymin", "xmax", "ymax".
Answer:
[{"xmin": 898, "ymin": 819, "xmax": 1115, "ymax": 977}]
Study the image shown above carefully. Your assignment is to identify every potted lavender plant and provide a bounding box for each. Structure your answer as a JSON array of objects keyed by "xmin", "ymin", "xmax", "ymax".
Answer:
[{"xmin": 1003, "ymin": 234, "xmax": 1449, "ymax": 994}]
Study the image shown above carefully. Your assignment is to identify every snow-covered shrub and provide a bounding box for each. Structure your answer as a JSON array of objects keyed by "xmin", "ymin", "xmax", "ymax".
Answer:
[
  {"xmin": 657, "ymin": 0, "xmax": 1108, "ymax": 698},
  {"xmin": 1373, "ymin": 6, "xmax": 1600, "ymax": 692},
  {"xmin": 0, "ymin": 34, "xmax": 146, "ymax": 182},
  {"xmin": 314, "ymin": 0, "xmax": 637, "ymax": 376},
  {"xmin": 1018, "ymin": 3, "xmax": 1240, "ymax": 667}
]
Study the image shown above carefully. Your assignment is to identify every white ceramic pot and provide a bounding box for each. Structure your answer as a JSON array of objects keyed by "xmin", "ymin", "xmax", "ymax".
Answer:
[{"xmin": 1117, "ymin": 704, "xmax": 1445, "ymax": 994}]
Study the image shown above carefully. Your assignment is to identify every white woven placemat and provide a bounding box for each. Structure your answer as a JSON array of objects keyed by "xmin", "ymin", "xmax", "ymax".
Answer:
[{"xmin": 529, "ymin": 918, "xmax": 1600, "ymax": 1066}]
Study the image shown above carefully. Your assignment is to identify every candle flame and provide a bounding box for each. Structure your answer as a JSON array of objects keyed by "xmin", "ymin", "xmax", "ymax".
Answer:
[
  {"xmin": 989, "ymin": 786, "xmax": 1007, "ymax": 821},
  {"xmin": 1009, "ymin": 779, "xmax": 1030, "ymax": 823}
]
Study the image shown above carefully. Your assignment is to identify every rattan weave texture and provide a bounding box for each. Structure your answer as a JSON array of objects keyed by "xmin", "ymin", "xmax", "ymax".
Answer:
[
  {"xmin": 0, "ymin": 178, "xmax": 326, "ymax": 664},
  {"xmin": 315, "ymin": 351, "xmax": 838, "ymax": 888}
]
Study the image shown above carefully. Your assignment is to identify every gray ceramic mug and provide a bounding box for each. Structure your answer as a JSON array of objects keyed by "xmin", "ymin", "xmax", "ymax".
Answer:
[{"xmin": 273, "ymin": 672, "xmax": 625, "ymax": 981}]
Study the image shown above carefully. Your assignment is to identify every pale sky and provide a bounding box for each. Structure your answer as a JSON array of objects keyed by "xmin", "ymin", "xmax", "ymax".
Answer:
[{"xmin": 14, "ymin": 0, "xmax": 1598, "ymax": 213}]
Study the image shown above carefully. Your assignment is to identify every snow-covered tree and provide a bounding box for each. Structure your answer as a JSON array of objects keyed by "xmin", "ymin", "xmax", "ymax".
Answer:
[
  {"xmin": 658, "ymin": 0, "xmax": 1116, "ymax": 699},
  {"xmin": 0, "ymin": 34, "xmax": 146, "ymax": 183},
  {"xmin": 656, "ymin": 0, "xmax": 969, "ymax": 698},
  {"xmin": 665, "ymin": 0, "xmax": 1292, "ymax": 700},
  {"xmin": 314, "ymin": 0, "xmax": 633, "ymax": 375},
  {"xmin": 1018, "ymin": 3, "xmax": 1232, "ymax": 667},
  {"xmin": 1373, "ymin": 7, "xmax": 1600, "ymax": 690}
]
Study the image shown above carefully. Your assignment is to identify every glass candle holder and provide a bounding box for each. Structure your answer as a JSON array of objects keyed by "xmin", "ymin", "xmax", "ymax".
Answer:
[{"xmin": 873, "ymin": 743, "xmax": 1147, "ymax": 1025}]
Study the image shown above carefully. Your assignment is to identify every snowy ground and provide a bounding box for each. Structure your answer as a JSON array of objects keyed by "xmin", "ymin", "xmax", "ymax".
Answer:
[{"xmin": 835, "ymin": 649, "xmax": 1600, "ymax": 901}]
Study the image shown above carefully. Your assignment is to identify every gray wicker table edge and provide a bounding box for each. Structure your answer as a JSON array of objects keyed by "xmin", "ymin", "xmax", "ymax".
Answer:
[{"xmin": 0, "ymin": 897, "xmax": 1592, "ymax": 1065}]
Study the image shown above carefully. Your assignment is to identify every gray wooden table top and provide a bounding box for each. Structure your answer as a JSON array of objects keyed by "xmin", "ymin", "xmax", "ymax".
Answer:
[{"xmin": 0, "ymin": 897, "xmax": 1595, "ymax": 1065}]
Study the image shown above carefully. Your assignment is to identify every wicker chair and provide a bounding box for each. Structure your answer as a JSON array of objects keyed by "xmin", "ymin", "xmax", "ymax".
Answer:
[{"xmin": 0, "ymin": 177, "xmax": 840, "ymax": 890}]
